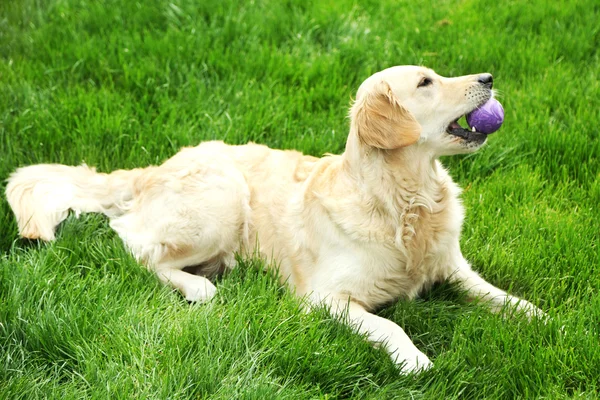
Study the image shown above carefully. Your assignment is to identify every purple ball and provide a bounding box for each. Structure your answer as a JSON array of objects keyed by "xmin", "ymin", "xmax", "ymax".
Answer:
[{"xmin": 466, "ymin": 98, "xmax": 504, "ymax": 134}]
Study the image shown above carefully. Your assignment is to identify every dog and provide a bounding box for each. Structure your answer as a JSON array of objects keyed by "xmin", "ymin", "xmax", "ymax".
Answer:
[{"xmin": 6, "ymin": 66, "xmax": 545, "ymax": 373}]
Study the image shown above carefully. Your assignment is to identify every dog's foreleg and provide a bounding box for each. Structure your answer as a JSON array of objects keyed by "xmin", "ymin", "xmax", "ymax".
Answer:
[
  {"xmin": 327, "ymin": 299, "xmax": 432, "ymax": 374},
  {"xmin": 449, "ymin": 257, "xmax": 546, "ymax": 320}
]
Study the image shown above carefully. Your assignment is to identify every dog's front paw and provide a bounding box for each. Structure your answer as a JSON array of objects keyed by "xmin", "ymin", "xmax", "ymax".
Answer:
[
  {"xmin": 512, "ymin": 299, "xmax": 548, "ymax": 322},
  {"xmin": 395, "ymin": 349, "xmax": 433, "ymax": 374}
]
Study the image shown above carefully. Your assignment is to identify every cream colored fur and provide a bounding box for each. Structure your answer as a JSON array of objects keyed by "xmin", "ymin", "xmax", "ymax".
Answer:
[{"xmin": 6, "ymin": 66, "xmax": 545, "ymax": 373}]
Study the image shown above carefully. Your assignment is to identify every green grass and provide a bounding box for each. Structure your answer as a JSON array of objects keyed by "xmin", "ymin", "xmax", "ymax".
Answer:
[{"xmin": 1, "ymin": 0, "xmax": 599, "ymax": 398}]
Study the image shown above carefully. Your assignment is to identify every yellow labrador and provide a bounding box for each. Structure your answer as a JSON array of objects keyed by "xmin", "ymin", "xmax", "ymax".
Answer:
[{"xmin": 6, "ymin": 66, "xmax": 544, "ymax": 373}]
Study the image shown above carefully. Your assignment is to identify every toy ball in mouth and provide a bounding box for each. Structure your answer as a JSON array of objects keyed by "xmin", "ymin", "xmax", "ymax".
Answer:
[{"xmin": 466, "ymin": 98, "xmax": 504, "ymax": 134}]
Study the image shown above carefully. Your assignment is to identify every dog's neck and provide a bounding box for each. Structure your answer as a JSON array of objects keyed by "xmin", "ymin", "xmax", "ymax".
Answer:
[
  {"xmin": 342, "ymin": 131, "xmax": 444, "ymax": 201},
  {"xmin": 331, "ymin": 131, "xmax": 454, "ymax": 261}
]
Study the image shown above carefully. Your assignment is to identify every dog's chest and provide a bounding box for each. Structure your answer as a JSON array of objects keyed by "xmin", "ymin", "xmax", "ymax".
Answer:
[{"xmin": 316, "ymin": 193, "xmax": 463, "ymax": 308}]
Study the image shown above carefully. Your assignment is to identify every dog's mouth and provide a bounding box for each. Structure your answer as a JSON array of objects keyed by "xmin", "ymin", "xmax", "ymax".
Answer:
[
  {"xmin": 446, "ymin": 119, "xmax": 486, "ymax": 144},
  {"xmin": 445, "ymin": 106, "xmax": 489, "ymax": 145},
  {"xmin": 445, "ymin": 90, "xmax": 493, "ymax": 144}
]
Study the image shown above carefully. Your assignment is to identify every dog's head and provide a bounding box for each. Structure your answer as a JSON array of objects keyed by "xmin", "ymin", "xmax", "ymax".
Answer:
[{"xmin": 350, "ymin": 66, "xmax": 494, "ymax": 156}]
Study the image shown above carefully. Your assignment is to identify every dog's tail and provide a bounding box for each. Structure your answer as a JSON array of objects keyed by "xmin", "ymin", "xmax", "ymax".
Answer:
[{"xmin": 6, "ymin": 164, "xmax": 145, "ymax": 241}]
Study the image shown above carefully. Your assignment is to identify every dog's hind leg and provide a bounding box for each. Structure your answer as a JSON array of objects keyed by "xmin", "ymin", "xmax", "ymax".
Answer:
[
  {"xmin": 6, "ymin": 149, "xmax": 251, "ymax": 303},
  {"xmin": 110, "ymin": 209, "xmax": 235, "ymax": 302},
  {"xmin": 108, "ymin": 161, "xmax": 251, "ymax": 302}
]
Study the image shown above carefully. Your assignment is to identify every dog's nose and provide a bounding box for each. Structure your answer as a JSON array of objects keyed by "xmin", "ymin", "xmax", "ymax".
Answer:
[{"xmin": 478, "ymin": 73, "xmax": 493, "ymax": 88}]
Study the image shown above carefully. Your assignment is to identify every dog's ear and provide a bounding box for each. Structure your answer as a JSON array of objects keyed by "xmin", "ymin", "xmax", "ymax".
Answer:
[{"xmin": 351, "ymin": 80, "xmax": 421, "ymax": 150}]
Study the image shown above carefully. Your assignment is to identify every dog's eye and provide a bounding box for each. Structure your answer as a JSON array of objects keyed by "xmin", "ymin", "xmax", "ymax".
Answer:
[{"xmin": 418, "ymin": 77, "xmax": 433, "ymax": 88}]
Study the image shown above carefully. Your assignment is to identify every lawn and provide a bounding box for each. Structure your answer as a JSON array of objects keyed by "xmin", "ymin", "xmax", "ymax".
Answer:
[{"xmin": 1, "ymin": 0, "xmax": 599, "ymax": 398}]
